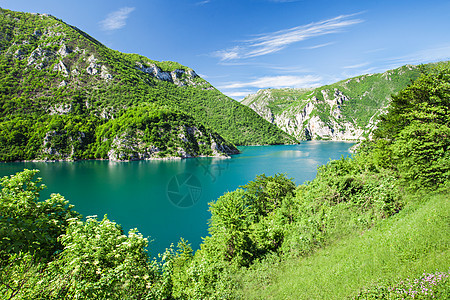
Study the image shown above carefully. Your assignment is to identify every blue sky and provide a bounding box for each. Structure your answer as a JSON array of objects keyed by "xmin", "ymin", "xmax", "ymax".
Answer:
[{"xmin": 1, "ymin": 0, "xmax": 450, "ymax": 100}]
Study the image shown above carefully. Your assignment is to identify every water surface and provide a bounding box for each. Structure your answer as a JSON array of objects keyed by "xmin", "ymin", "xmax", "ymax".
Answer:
[{"xmin": 0, "ymin": 142, "xmax": 353, "ymax": 255}]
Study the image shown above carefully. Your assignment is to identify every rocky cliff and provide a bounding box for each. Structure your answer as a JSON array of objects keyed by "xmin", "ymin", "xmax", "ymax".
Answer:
[{"xmin": 242, "ymin": 65, "xmax": 422, "ymax": 141}]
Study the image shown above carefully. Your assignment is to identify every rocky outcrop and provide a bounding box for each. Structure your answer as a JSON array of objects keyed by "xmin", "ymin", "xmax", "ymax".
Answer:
[
  {"xmin": 100, "ymin": 65, "xmax": 112, "ymax": 80},
  {"xmin": 210, "ymin": 134, "xmax": 240, "ymax": 157},
  {"xmin": 242, "ymin": 65, "xmax": 421, "ymax": 141},
  {"xmin": 40, "ymin": 130, "xmax": 87, "ymax": 161},
  {"xmin": 244, "ymin": 88, "xmax": 369, "ymax": 141},
  {"xmin": 86, "ymin": 55, "xmax": 99, "ymax": 75},
  {"xmin": 135, "ymin": 62, "xmax": 199, "ymax": 87},
  {"xmin": 48, "ymin": 103, "xmax": 72, "ymax": 115},
  {"xmin": 107, "ymin": 133, "xmax": 161, "ymax": 161},
  {"xmin": 107, "ymin": 125, "xmax": 239, "ymax": 162},
  {"xmin": 27, "ymin": 46, "xmax": 54, "ymax": 68},
  {"xmin": 53, "ymin": 60, "xmax": 69, "ymax": 76},
  {"xmin": 57, "ymin": 44, "xmax": 71, "ymax": 57}
]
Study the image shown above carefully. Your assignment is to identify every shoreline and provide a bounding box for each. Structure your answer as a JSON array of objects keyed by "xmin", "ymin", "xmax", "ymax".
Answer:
[
  {"xmin": 0, "ymin": 140, "xmax": 361, "ymax": 163},
  {"xmin": 0, "ymin": 153, "xmax": 234, "ymax": 163}
]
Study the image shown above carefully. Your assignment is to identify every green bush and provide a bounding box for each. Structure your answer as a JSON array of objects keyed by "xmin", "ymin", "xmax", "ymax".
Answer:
[{"xmin": 0, "ymin": 169, "xmax": 79, "ymax": 260}]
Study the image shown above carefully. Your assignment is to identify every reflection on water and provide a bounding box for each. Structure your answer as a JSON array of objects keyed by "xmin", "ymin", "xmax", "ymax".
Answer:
[{"xmin": 0, "ymin": 141, "xmax": 353, "ymax": 256}]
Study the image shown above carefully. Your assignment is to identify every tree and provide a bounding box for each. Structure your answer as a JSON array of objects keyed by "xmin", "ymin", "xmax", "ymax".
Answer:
[
  {"xmin": 0, "ymin": 169, "xmax": 79, "ymax": 260},
  {"xmin": 46, "ymin": 216, "xmax": 156, "ymax": 299},
  {"xmin": 375, "ymin": 66, "xmax": 450, "ymax": 188}
]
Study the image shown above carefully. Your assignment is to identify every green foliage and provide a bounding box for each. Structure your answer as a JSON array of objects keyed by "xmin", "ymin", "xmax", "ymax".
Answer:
[
  {"xmin": 0, "ymin": 8, "xmax": 295, "ymax": 163},
  {"xmin": 375, "ymin": 66, "xmax": 450, "ymax": 189},
  {"xmin": 241, "ymin": 173, "xmax": 296, "ymax": 219},
  {"xmin": 242, "ymin": 64, "xmax": 426, "ymax": 140},
  {"xmin": 1, "ymin": 14, "xmax": 449, "ymax": 298},
  {"xmin": 0, "ymin": 252, "xmax": 48, "ymax": 299},
  {"xmin": 241, "ymin": 192, "xmax": 449, "ymax": 299},
  {"xmin": 207, "ymin": 189, "xmax": 254, "ymax": 266},
  {"xmin": 45, "ymin": 216, "xmax": 155, "ymax": 299},
  {"xmin": 0, "ymin": 169, "xmax": 79, "ymax": 260},
  {"xmin": 205, "ymin": 174, "xmax": 296, "ymax": 267}
]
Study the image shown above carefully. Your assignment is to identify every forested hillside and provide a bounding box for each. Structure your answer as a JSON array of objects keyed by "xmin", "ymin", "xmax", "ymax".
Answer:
[
  {"xmin": 0, "ymin": 8, "xmax": 296, "ymax": 161},
  {"xmin": 241, "ymin": 63, "xmax": 448, "ymax": 141},
  {"xmin": 1, "ymin": 64, "xmax": 448, "ymax": 298}
]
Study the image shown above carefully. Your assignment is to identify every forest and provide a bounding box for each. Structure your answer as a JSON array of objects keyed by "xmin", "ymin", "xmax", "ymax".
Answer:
[
  {"xmin": 0, "ymin": 8, "xmax": 295, "ymax": 162},
  {"xmin": 1, "ymin": 64, "xmax": 448, "ymax": 298}
]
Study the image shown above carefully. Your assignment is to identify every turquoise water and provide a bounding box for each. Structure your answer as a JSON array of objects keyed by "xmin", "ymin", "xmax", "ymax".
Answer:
[{"xmin": 0, "ymin": 142, "xmax": 353, "ymax": 256}]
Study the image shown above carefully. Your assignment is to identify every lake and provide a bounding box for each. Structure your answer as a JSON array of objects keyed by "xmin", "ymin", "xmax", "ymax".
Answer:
[{"xmin": 0, "ymin": 141, "xmax": 353, "ymax": 256}]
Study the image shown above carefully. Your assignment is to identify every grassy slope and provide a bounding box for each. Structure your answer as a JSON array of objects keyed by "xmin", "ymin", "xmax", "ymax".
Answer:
[{"xmin": 244, "ymin": 192, "xmax": 449, "ymax": 299}]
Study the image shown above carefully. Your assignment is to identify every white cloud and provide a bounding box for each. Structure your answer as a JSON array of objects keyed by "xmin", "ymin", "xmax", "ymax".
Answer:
[
  {"xmin": 213, "ymin": 13, "xmax": 363, "ymax": 61},
  {"xmin": 343, "ymin": 62, "xmax": 370, "ymax": 69},
  {"xmin": 388, "ymin": 45, "xmax": 450, "ymax": 66},
  {"xmin": 100, "ymin": 7, "xmax": 135, "ymax": 31},
  {"xmin": 196, "ymin": 0, "xmax": 211, "ymax": 5},
  {"xmin": 215, "ymin": 46, "xmax": 242, "ymax": 61},
  {"xmin": 224, "ymin": 91, "xmax": 253, "ymax": 98},
  {"xmin": 303, "ymin": 42, "xmax": 335, "ymax": 50},
  {"xmin": 219, "ymin": 75, "xmax": 322, "ymax": 89}
]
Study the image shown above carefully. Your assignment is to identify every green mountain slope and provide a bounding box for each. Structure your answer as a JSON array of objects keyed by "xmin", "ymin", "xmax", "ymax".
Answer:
[
  {"xmin": 241, "ymin": 64, "xmax": 440, "ymax": 140},
  {"xmin": 0, "ymin": 9, "xmax": 296, "ymax": 161},
  {"xmin": 1, "ymin": 56, "xmax": 449, "ymax": 300}
]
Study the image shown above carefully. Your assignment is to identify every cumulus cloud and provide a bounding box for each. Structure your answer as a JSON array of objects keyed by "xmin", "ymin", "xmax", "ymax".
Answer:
[
  {"xmin": 100, "ymin": 7, "xmax": 135, "ymax": 31},
  {"xmin": 219, "ymin": 75, "xmax": 322, "ymax": 90},
  {"xmin": 213, "ymin": 13, "xmax": 363, "ymax": 61}
]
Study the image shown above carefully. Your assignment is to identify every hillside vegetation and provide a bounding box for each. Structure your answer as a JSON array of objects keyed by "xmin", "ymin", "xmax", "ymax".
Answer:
[
  {"xmin": 0, "ymin": 8, "xmax": 295, "ymax": 161},
  {"xmin": 242, "ymin": 63, "xmax": 449, "ymax": 141},
  {"xmin": 1, "ymin": 62, "xmax": 448, "ymax": 298}
]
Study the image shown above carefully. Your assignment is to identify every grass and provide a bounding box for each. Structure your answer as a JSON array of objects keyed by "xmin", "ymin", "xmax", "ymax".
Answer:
[{"xmin": 242, "ymin": 192, "xmax": 450, "ymax": 299}]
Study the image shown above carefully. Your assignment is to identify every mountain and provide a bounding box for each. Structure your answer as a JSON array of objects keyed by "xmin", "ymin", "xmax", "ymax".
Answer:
[
  {"xmin": 3, "ymin": 65, "xmax": 448, "ymax": 298},
  {"xmin": 242, "ymin": 64, "xmax": 428, "ymax": 141},
  {"xmin": 0, "ymin": 8, "xmax": 296, "ymax": 161}
]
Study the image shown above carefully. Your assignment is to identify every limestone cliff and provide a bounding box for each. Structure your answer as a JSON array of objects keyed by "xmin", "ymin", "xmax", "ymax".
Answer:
[{"xmin": 242, "ymin": 65, "xmax": 421, "ymax": 141}]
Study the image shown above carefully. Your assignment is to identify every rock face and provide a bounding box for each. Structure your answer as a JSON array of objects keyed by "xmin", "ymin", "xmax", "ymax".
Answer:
[
  {"xmin": 40, "ymin": 130, "xmax": 87, "ymax": 161},
  {"xmin": 53, "ymin": 60, "xmax": 69, "ymax": 76},
  {"xmin": 242, "ymin": 65, "xmax": 420, "ymax": 141},
  {"xmin": 245, "ymin": 89, "xmax": 366, "ymax": 141},
  {"xmin": 106, "ymin": 125, "xmax": 239, "ymax": 162},
  {"xmin": 38, "ymin": 123, "xmax": 239, "ymax": 162},
  {"xmin": 135, "ymin": 62, "xmax": 200, "ymax": 87}
]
